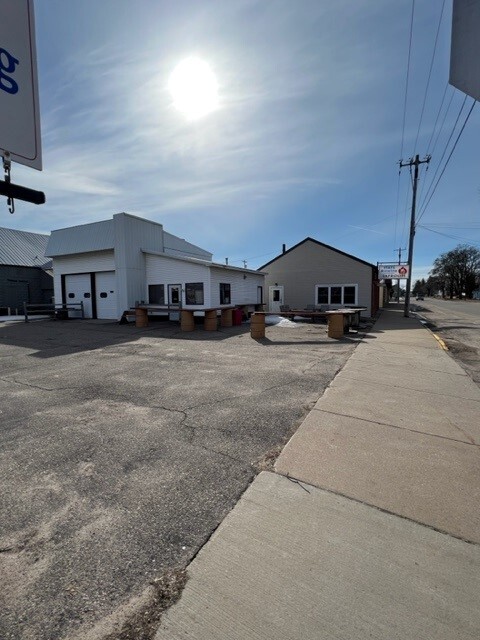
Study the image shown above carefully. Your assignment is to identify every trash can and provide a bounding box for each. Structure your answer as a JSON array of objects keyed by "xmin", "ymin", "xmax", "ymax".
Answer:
[{"xmin": 232, "ymin": 308, "xmax": 243, "ymax": 326}]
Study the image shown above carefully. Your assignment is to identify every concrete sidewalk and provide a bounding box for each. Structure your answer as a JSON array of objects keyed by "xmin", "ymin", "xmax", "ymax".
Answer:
[{"xmin": 156, "ymin": 308, "xmax": 480, "ymax": 639}]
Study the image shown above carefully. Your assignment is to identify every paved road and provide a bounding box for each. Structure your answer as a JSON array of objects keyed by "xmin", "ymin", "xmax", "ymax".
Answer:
[
  {"xmin": 412, "ymin": 298, "xmax": 480, "ymax": 384},
  {"xmin": 0, "ymin": 317, "xmax": 359, "ymax": 640}
]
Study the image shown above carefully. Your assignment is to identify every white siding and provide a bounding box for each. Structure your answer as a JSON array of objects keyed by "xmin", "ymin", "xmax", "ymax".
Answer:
[
  {"xmin": 47, "ymin": 220, "xmax": 114, "ymax": 256},
  {"xmin": 210, "ymin": 268, "xmax": 265, "ymax": 306},
  {"xmin": 52, "ymin": 251, "xmax": 115, "ymax": 310},
  {"xmin": 145, "ymin": 254, "xmax": 211, "ymax": 306},
  {"xmin": 114, "ymin": 213, "xmax": 165, "ymax": 315}
]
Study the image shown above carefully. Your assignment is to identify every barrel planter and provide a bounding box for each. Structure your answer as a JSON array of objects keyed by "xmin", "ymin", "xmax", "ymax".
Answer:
[
  {"xmin": 181, "ymin": 310, "xmax": 195, "ymax": 332},
  {"xmin": 250, "ymin": 313, "xmax": 266, "ymax": 339},
  {"xmin": 220, "ymin": 308, "xmax": 233, "ymax": 328},
  {"xmin": 204, "ymin": 309, "xmax": 218, "ymax": 331},
  {"xmin": 327, "ymin": 313, "xmax": 344, "ymax": 339},
  {"xmin": 135, "ymin": 308, "xmax": 148, "ymax": 328}
]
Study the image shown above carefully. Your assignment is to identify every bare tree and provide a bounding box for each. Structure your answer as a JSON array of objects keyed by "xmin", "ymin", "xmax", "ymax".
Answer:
[{"xmin": 430, "ymin": 245, "xmax": 480, "ymax": 299}]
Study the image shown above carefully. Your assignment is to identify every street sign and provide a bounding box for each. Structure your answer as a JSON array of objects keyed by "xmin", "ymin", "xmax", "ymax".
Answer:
[
  {"xmin": 378, "ymin": 263, "xmax": 409, "ymax": 279},
  {"xmin": 450, "ymin": 0, "xmax": 480, "ymax": 102},
  {"xmin": 0, "ymin": 0, "xmax": 42, "ymax": 170}
]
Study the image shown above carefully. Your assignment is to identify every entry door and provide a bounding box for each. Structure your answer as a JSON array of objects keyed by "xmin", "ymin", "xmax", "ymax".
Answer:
[
  {"xmin": 65, "ymin": 274, "xmax": 92, "ymax": 318},
  {"xmin": 168, "ymin": 284, "xmax": 181, "ymax": 321},
  {"xmin": 168, "ymin": 284, "xmax": 181, "ymax": 306},
  {"xmin": 95, "ymin": 271, "xmax": 117, "ymax": 319},
  {"xmin": 268, "ymin": 285, "xmax": 284, "ymax": 313}
]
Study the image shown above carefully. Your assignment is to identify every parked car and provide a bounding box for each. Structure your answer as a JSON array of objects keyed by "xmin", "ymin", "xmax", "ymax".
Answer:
[{"xmin": 416, "ymin": 294, "xmax": 424, "ymax": 301}]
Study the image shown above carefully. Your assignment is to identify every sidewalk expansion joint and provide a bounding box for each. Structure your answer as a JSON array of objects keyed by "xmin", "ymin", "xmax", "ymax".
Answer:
[
  {"xmin": 313, "ymin": 408, "xmax": 479, "ymax": 446},
  {"xmin": 331, "ymin": 372, "xmax": 480, "ymax": 403},
  {"xmin": 275, "ymin": 470, "xmax": 480, "ymax": 546}
]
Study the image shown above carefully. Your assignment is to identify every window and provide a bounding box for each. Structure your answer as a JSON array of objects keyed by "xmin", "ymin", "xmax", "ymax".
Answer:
[
  {"xmin": 316, "ymin": 284, "xmax": 357, "ymax": 306},
  {"xmin": 344, "ymin": 286, "xmax": 356, "ymax": 305},
  {"xmin": 148, "ymin": 284, "xmax": 165, "ymax": 304},
  {"xmin": 316, "ymin": 287, "xmax": 328, "ymax": 305},
  {"xmin": 331, "ymin": 287, "xmax": 342, "ymax": 304},
  {"xmin": 273, "ymin": 289, "xmax": 280, "ymax": 302},
  {"xmin": 219, "ymin": 283, "xmax": 231, "ymax": 304},
  {"xmin": 185, "ymin": 282, "xmax": 204, "ymax": 305}
]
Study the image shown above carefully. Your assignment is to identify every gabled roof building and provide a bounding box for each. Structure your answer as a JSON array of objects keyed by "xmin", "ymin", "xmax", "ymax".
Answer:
[
  {"xmin": 0, "ymin": 226, "xmax": 53, "ymax": 313},
  {"xmin": 258, "ymin": 237, "xmax": 379, "ymax": 317}
]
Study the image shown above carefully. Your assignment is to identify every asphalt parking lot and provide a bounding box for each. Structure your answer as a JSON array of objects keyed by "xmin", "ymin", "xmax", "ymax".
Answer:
[{"xmin": 0, "ymin": 316, "xmax": 361, "ymax": 640}]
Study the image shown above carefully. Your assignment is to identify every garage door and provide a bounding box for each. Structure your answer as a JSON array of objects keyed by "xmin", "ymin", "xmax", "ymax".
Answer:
[
  {"xmin": 65, "ymin": 274, "xmax": 92, "ymax": 318},
  {"xmin": 95, "ymin": 271, "xmax": 117, "ymax": 319}
]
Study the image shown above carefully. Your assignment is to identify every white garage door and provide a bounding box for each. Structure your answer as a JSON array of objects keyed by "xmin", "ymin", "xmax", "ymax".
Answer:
[
  {"xmin": 65, "ymin": 274, "xmax": 93, "ymax": 318},
  {"xmin": 95, "ymin": 271, "xmax": 117, "ymax": 319}
]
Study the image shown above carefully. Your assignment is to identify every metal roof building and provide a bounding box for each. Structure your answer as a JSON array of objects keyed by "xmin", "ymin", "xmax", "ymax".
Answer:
[
  {"xmin": 0, "ymin": 227, "xmax": 53, "ymax": 313},
  {"xmin": 0, "ymin": 226, "xmax": 51, "ymax": 268}
]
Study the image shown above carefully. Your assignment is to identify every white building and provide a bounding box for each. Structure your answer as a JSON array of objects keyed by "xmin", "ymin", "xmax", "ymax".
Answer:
[{"xmin": 46, "ymin": 213, "xmax": 265, "ymax": 320}]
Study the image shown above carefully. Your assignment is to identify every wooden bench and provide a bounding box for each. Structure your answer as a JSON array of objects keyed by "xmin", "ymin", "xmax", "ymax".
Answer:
[{"xmin": 250, "ymin": 309, "xmax": 364, "ymax": 339}]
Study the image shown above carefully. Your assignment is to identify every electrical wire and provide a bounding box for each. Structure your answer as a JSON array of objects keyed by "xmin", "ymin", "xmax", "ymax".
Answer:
[
  {"xmin": 400, "ymin": 0, "xmax": 416, "ymax": 161},
  {"xmin": 394, "ymin": 0, "xmax": 415, "ymax": 252},
  {"xmin": 417, "ymin": 93, "xmax": 469, "ymax": 217},
  {"xmin": 412, "ymin": 0, "xmax": 446, "ymax": 153},
  {"xmin": 417, "ymin": 98, "xmax": 476, "ymax": 224},
  {"xmin": 418, "ymin": 224, "xmax": 480, "ymax": 246}
]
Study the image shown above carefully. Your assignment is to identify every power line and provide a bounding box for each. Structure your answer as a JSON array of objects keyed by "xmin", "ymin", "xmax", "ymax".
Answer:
[
  {"xmin": 418, "ymin": 224, "xmax": 480, "ymax": 246},
  {"xmin": 417, "ymin": 99, "xmax": 476, "ymax": 224},
  {"xmin": 425, "ymin": 82, "xmax": 450, "ymax": 157},
  {"xmin": 412, "ymin": 0, "xmax": 446, "ymax": 153},
  {"xmin": 394, "ymin": 0, "xmax": 415, "ymax": 252},
  {"xmin": 417, "ymin": 93, "xmax": 468, "ymax": 216},
  {"xmin": 400, "ymin": 0, "xmax": 416, "ymax": 161}
]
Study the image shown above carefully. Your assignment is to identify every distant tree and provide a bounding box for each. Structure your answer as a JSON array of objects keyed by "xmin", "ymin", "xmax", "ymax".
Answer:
[
  {"xmin": 430, "ymin": 245, "xmax": 480, "ymax": 299},
  {"xmin": 412, "ymin": 278, "xmax": 426, "ymax": 295}
]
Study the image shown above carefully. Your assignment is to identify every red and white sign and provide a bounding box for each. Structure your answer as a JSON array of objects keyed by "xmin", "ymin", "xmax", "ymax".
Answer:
[
  {"xmin": 378, "ymin": 263, "xmax": 410, "ymax": 279},
  {"xmin": 0, "ymin": 0, "xmax": 42, "ymax": 170}
]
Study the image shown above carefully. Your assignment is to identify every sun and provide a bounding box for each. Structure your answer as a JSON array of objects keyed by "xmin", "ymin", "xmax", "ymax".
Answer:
[{"xmin": 168, "ymin": 57, "xmax": 219, "ymax": 120}]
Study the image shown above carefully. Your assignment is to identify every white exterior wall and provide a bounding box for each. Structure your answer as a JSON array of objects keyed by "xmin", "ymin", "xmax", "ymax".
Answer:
[
  {"xmin": 52, "ymin": 250, "xmax": 115, "ymax": 307},
  {"xmin": 210, "ymin": 268, "xmax": 265, "ymax": 306},
  {"xmin": 113, "ymin": 213, "xmax": 165, "ymax": 315},
  {"xmin": 145, "ymin": 254, "xmax": 211, "ymax": 306}
]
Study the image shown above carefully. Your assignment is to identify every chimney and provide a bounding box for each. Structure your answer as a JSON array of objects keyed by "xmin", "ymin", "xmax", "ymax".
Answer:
[{"xmin": 282, "ymin": 243, "xmax": 286, "ymax": 254}]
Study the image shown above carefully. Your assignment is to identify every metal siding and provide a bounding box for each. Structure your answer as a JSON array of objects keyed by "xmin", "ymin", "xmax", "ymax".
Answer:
[
  {"xmin": 0, "ymin": 226, "xmax": 50, "ymax": 267},
  {"xmin": 46, "ymin": 220, "xmax": 114, "ymax": 257},
  {"xmin": 210, "ymin": 268, "xmax": 265, "ymax": 306},
  {"xmin": 52, "ymin": 251, "xmax": 115, "ymax": 311},
  {"xmin": 263, "ymin": 239, "xmax": 373, "ymax": 315},
  {"xmin": 146, "ymin": 254, "xmax": 210, "ymax": 305},
  {"xmin": 114, "ymin": 214, "xmax": 165, "ymax": 314},
  {"xmin": 163, "ymin": 231, "xmax": 212, "ymax": 261}
]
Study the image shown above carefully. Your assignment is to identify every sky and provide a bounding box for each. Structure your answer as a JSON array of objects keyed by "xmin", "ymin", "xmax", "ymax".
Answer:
[{"xmin": 3, "ymin": 0, "xmax": 480, "ymax": 283}]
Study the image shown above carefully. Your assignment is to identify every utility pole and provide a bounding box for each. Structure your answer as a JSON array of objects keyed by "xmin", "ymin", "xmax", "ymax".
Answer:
[
  {"xmin": 400, "ymin": 154, "xmax": 430, "ymax": 317},
  {"xmin": 394, "ymin": 246, "xmax": 406, "ymax": 303}
]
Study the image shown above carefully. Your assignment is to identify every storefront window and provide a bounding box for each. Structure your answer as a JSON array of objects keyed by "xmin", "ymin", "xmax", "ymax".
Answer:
[
  {"xmin": 148, "ymin": 284, "xmax": 165, "ymax": 304},
  {"xmin": 186, "ymin": 282, "xmax": 204, "ymax": 305}
]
